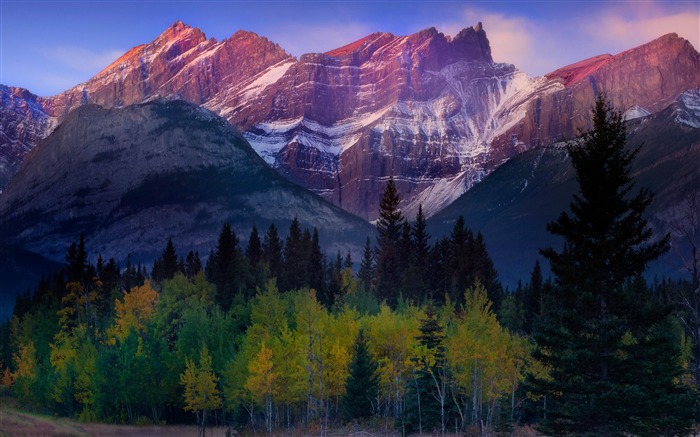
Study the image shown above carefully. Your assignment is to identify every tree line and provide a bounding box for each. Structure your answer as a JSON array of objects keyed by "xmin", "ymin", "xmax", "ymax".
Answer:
[{"xmin": 1, "ymin": 96, "xmax": 698, "ymax": 435}]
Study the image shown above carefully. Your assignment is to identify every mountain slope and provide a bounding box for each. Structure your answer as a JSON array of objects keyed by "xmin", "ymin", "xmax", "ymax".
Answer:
[
  {"xmin": 0, "ymin": 23, "xmax": 698, "ymax": 222},
  {"xmin": 429, "ymin": 90, "xmax": 700, "ymax": 286},
  {"xmin": 0, "ymin": 99, "xmax": 374, "ymax": 264}
]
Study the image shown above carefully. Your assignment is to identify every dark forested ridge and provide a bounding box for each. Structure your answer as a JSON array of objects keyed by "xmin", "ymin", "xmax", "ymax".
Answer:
[{"xmin": 1, "ymin": 97, "xmax": 699, "ymax": 436}]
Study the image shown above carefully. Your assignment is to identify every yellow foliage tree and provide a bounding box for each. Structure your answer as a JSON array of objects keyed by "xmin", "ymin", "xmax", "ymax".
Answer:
[
  {"xmin": 1, "ymin": 365, "xmax": 13, "ymax": 390},
  {"xmin": 109, "ymin": 281, "xmax": 158, "ymax": 344},
  {"xmin": 245, "ymin": 342, "xmax": 277, "ymax": 432},
  {"xmin": 445, "ymin": 283, "xmax": 532, "ymax": 430},
  {"xmin": 12, "ymin": 341, "xmax": 37, "ymax": 406},
  {"xmin": 365, "ymin": 304, "xmax": 421, "ymax": 417},
  {"xmin": 181, "ymin": 345, "xmax": 222, "ymax": 437},
  {"xmin": 58, "ymin": 281, "xmax": 101, "ymax": 331},
  {"xmin": 50, "ymin": 329, "xmax": 79, "ymax": 412}
]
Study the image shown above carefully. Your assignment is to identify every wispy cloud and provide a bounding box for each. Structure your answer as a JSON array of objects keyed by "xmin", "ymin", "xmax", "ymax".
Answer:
[
  {"xmin": 582, "ymin": 9, "xmax": 699, "ymax": 53},
  {"xmin": 39, "ymin": 46, "xmax": 125, "ymax": 74},
  {"xmin": 438, "ymin": 1, "xmax": 698, "ymax": 78},
  {"xmin": 437, "ymin": 8, "xmax": 563, "ymax": 77}
]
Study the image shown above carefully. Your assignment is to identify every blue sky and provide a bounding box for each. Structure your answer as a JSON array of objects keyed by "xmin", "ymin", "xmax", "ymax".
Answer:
[{"xmin": 1, "ymin": 1, "xmax": 698, "ymax": 96}]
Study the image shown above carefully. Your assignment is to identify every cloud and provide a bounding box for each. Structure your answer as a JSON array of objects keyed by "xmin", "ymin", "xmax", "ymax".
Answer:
[
  {"xmin": 437, "ymin": 2, "xmax": 698, "ymax": 78},
  {"xmin": 40, "ymin": 46, "xmax": 125, "ymax": 74},
  {"xmin": 265, "ymin": 22, "xmax": 374, "ymax": 57},
  {"xmin": 583, "ymin": 10, "xmax": 699, "ymax": 53},
  {"xmin": 437, "ymin": 8, "xmax": 564, "ymax": 77}
]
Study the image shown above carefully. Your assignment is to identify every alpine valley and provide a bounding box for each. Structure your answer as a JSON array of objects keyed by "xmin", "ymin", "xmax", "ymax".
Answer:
[{"xmin": 1, "ymin": 20, "xmax": 699, "ymax": 311}]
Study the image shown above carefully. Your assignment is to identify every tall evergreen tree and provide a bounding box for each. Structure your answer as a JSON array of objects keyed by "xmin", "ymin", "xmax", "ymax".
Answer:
[
  {"xmin": 472, "ymin": 231, "xmax": 502, "ymax": 309},
  {"xmin": 245, "ymin": 225, "xmax": 262, "ymax": 267},
  {"xmin": 534, "ymin": 95, "xmax": 696, "ymax": 435},
  {"xmin": 342, "ymin": 330, "xmax": 379, "ymax": 420},
  {"xmin": 308, "ymin": 228, "xmax": 324, "ymax": 293},
  {"xmin": 375, "ymin": 177, "xmax": 406, "ymax": 305},
  {"xmin": 358, "ymin": 236, "xmax": 374, "ymax": 293},
  {"xmin": 161, "ymin": 238, "xmax": 180, "ymax": 281},
  {"xmin": 281, "ymin": 217, "xmax": 305, "ymax": 291},
  {"xmin": 185, "ymin": 251, "xmax": 202, "ymax": 280},
  {"xmin": 262, "ymin": 223, "xmax": 283, "ymax": 281},
  {"xmin": 207, "ymin": 223, "xmax": 243, "ymax": 310},
  {"xmin": 66, "ymin": 234, "xmax": 90, "ymax": 285},
  {"xmin": 449, "ymin": 216, "xmax": 473, "ymax": 302}
]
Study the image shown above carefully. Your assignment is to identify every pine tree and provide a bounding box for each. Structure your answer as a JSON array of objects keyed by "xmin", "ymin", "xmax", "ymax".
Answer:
[
  {"xmin": 262, "ymin": 223, "xmax": 283, "ymax": 280},
  {"xmin": 308, "ymin": 228, "xmax": 324, "ymax": 293},
  {"xmin": 342, "ymin": 330, "xmax": 379, "ymax": 421},
  {"xmin": 185, "ymin": 251, "xmax": 203, "ymax": 279},
  {"xmin": 161, "ymin": 238, "xmax": 180, "ymax": 281},
  {"xmin": 207, "ymin": 223, "xmax": 243, "ymax": 310},
  {"xmin": 245, "ymin": 225, "xmax": 262, "ymax": 267},
  {"xmin": 375, "ymin": 177, "xmax": 405, "ymax": 305},
  {"xmin": 473, "ymin": 231, "xmax": 502, "ymax": 309},
  {"xmin": 358, "ymin": 237, "xmax": 374, "ymax": 293},
  {"xmin": 403, "ymin": 304, "xmax": 449, "ymax": 434},
  {"xmin": 534, "ymin": 95, "xmax": 696, "ymax": 435},
  {"xmin": 344, "ymin": 250, "xmax": 353, "ymax": 270},
  {"xmin": 66, "ymin": 234, "xmax": 90, "ymax": 285},
  {"xmin": 282, "ymin": 217, "xmax": 305, "ymax": 291},
  {"xmin": 401, "ymin": 205, "xmax": 430, "ymax": 303},
  {"xmin": 449, "ymin": 216, "xmax": 473, "ymax": 302}
]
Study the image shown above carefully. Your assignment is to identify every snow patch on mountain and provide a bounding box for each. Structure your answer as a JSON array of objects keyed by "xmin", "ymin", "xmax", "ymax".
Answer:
[
  {"xmin": 404, "ymin": 172, "xmax": 469, "ymax": 220},
  {"xmin": 241, "ymin": 60, "xmax": 296, "ymax": 100},
  {"xmin": 676, "ymin": 89, "xmax": 700, "ymax": 128},
  {"xmin": 624, "ymin": 105, "xmax": 651, "ymax": 120}
]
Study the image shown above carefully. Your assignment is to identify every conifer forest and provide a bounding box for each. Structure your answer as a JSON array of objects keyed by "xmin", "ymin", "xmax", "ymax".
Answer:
[{"xmin": 1, "ymin": 97, "xmax": 698, "ymax": 436}]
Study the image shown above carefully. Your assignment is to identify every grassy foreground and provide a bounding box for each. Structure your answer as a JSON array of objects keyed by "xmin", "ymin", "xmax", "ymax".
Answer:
[
  {"xmin": 0, "ymin": 398, "xmax": 231, "ymax": 437},
  {"xmin": 0, "ymin": 398, "xmax": 545, "ymax": 437}
]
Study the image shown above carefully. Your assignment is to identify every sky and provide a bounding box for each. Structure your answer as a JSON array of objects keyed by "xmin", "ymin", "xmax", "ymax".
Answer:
[{"xmin": 1, "ymin": 0, "xmax": 698, "ymax": 97}]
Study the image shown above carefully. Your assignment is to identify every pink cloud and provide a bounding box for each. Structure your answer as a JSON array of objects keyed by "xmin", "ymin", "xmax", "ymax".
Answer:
[{"xmin": 585, "ymin": 11, "xmax": 699, "ymax": 52}]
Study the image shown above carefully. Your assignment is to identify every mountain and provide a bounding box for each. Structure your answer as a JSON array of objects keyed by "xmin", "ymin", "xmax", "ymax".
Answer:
[
  {"xmin": 0, "ymin": 86, "xmax": 57, "ymax": 189},
  {"xmin": 429, "ymin": 89, "xmax": 700, "ymax": 286},
  {"xmin": 488, "ymin": 33, "xmax": 700, "ymax": 156},
  {"xmin": 0, "ymin": 246, "xmax": 63, "ymax": 321},
  {"xmin": 0, "ymin": 22, "xmax": 698, "ymax": 221},
  {"xmin": 0, "ymin": 99, "xmax": 374, "ymax": 266}
]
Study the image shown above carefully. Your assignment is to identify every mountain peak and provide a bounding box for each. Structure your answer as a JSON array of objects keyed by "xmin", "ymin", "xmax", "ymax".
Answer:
[
  {"xmin": 154, "ymin": 20, "xmax": 205, "ymax": 45},
  {"xmin": 546, "ymin": 32, "xmax": 699, "ymax": 88},
  {"xmin": 324, "ymin": 32, "xmax": 389, "ymax": 57},
  {"xmin": 451, "ymin": 22, "xmax": 492, "ymax": 62}
]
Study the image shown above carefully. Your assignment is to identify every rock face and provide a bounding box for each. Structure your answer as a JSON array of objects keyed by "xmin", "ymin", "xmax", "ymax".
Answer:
[
  {"xmin": 0, "ymin": 86, "xmax": 56, "ymax": 189},
  {"xmin": 236, "ymin": 24, "xmax": 556, "ymax": 220},
  {"xmin": 489, "ymin": 33, "xmax": 700, "ymax": 159},
  {"xmin": 1, "ymin": 22, "xmax": 698, "ymax": 220},
  {"xmin": 429, "ymin": 89, "xmax": 700, "ymax": 286},
  {"xmin": 0, "ymin": 99, "xmax": 373, "ymax": 263}
]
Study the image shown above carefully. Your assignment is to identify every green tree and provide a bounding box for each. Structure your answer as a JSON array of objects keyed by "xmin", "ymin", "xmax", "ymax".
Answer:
[
  {"xmin": 375, "ymin": 177, "xmax": 405, "ymax": 305},
  {"xmin": 185, "ymin": 250, "xmax": 203, "ymax": 280},
  {"xmin": 402, "ymin": 304, "xmax": 449, "ymax": 434},
  {"xmin": 535, "ymin": 95, "xmax": 696, "ymax": 435},
  {"xmin": 342, "ymin": 330, "xmax": 379, "ymax": 420},
  {"xmin": 282, "ymin": 217, "xmax": 305, "ymax": 291},
  {"xmin": 262, "ymin": 223, "xmax": 283, "ymax": 281},
  {"xmin": 207, "ymin": 223, "xmax": 245, "ymax": 309},
  {"xmin": 358, "ymin": 236, "xmax": 374, "ymax": 293}
]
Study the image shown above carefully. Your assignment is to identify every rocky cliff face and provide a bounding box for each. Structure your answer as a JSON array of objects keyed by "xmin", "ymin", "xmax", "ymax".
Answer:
[
  {"xmin": 489, "ymin": 33, "xmax": 700, "ymax": 160},
  {"xmin": 429, "ymin": 89, "xmax": 700, "ymax": 286},
  {"xmin": 0, "ymin": 99, "xmax": 372, "ymax": 263},
  {"xmin": 1, "ymin": 22, "xmax": 698, "ymax": 221},
  {"xmin": 234, "ymin": 23, "xmax": 561, "ymax": 220},
  {"xmin": 0, "ymin": 86, "xmax": 56, "ymax": 189}
]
